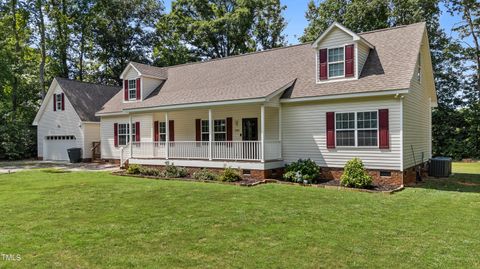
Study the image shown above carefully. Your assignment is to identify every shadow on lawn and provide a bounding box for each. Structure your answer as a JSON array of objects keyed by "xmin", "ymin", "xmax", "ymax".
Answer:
[{"xmin": 415, "ymin": 173, "xmax": 480, "ymax": 193}]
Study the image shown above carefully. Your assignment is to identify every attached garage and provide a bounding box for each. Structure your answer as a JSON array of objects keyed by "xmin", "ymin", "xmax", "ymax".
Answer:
[{"xmin": 43, "ymin": 135, "xmax": 78, "ymax": 161}]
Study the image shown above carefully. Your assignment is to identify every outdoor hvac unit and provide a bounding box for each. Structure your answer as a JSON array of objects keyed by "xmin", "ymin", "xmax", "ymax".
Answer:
[{"xmin": 429, "ymin": 157, "xmax": 452, "ymax": 177}]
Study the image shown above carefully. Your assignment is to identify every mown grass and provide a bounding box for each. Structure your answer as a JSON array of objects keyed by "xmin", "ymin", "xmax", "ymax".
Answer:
[{"xmin": 0, "ymin": 164, "xmax": 479, "ymax": 268}]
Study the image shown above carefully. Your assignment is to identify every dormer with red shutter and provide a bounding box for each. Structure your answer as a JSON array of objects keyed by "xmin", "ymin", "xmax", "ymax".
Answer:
[
  {"xmin": 312, "ymin": 22, "xmax": 374, "ymax": 83},
  {"xmin": 119, "ymin": 62, "xmax": 168, "ymax": 103}
]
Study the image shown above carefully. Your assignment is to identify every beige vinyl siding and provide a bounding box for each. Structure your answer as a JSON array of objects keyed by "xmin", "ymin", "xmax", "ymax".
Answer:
[
  {"xmin": 142, "ymin": 77, "xmax": 162, "ymax": 100},
  {"xmin": 282, "ymin": 97, "xmax": 402, "ymax": 170},
  {"xmin": 403, "ymin": 34, "xmax": 433, "ymax": 169},
  {"xmin": 357, "ymin": 42, "xmax": 370, "ymax": 77},
  {"xmin": 37, "ymin": 83, "xmax": 84, "ymax": 158},
  {"xmin": 318, "ymin": 27, "xmax": 353, "ymax": 48},
  {"xmin": 100, "ymin": 113, "xmax": 153, "ymax": 159},
  {"xmin": 83, "ymin": 123, "xmax": 100, "ymax": 159},
  {"xmin": 101, "ymin": 104, "xmax": 279, "ymax": 159}
]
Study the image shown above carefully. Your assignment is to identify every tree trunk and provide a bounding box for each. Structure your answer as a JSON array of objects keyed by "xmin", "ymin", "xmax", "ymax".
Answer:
[
  {"xmin": 11, "ymin": 0, "xmax": 20, "ymax": 113},
  {"xmin": 463, "ymin": 5, "xmax": 480, "ymax": 92},
  {"xmin": 36, "ymin": 0, "xmax": 47, "ymax": 99},
  {"xmin": 78, "ymin": 29, "xmax": 85, "ymax": 81}
]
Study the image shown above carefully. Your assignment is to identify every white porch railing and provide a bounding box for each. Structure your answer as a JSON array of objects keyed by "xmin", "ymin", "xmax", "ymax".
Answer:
[{"xmin": 129, "ymin": 140, "xmax": 281, "ymax": 161}]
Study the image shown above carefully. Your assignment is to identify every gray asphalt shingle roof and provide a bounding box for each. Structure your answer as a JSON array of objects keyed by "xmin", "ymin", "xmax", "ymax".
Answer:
[
  {"xmin": 56, "ymin": 77, "xmax": 121, "ymax": 121},
  {"xmin": 98, "ymin": 22, "xmax": 426, "ymax": 114}
]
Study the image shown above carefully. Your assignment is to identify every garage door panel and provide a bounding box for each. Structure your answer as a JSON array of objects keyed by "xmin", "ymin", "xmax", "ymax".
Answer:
[{"xmin": 44, "ymin": 135, "xmax": 78, "ymax": 161}]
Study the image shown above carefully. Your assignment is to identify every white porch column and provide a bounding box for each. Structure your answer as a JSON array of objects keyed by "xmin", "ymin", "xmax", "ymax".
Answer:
[
  {"xmin": 261, "ymin": 105, "xmax": 265, "ymax": 162},
  {"xmin": 165, "ymin": 112, "xmax": 169, "ymax": 160},
  {"xmin": 278, "ymin": 106, "xmax": 282, "ymax": 158},
  {"xmin": 208, "ymin": 109, "xmax": 213, "ymax": 161},
  {"xmin": 129, "ymin": 114, "xmax": 133, "ymax": 158}
]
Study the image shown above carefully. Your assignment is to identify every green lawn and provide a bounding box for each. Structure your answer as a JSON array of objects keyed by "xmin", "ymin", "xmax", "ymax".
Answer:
[{"xmin": 0, "ymin": 164, "xmax": 479, "ymax": 268}]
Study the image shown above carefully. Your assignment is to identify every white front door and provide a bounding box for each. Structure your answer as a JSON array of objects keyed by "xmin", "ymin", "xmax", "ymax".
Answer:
[{"xmin": 44, "ymin": 135, "xmax": 78, "ymax": 161}]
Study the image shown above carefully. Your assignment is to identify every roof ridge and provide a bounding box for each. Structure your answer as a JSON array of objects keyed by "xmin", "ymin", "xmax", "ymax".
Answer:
[
  {"xmin": 55, "ymin": 77, "xmax": 120, "ymax": 88},
  {"xmin": 130, "ymin": 42, "xmax": 313, "ymax": 71},
  {"xmin": 359, "ymin": 21, "xmax": 425, "ymax": 35}
]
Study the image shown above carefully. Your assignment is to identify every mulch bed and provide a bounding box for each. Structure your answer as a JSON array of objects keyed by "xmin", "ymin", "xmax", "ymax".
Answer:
[
  {"xmin": 112, "ymin": 171, "xmax": 403, "ymax": 193},
  {"xmin": 112, "ymin": 170, "xmax": 266, "ymax": 187}
]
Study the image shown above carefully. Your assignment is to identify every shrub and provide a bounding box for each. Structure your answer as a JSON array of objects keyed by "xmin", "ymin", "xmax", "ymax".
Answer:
[
  {"xmin": 139, "ymin": 166, "xmax": 163, "ymax": 177},
  {"xmin": 219, "ymin": 167, "xmax": 242, "ymax": 182},
  {"xmin": 164, "ymin": 162, "xmax": 188, "ymax": 178},
  {"xmin": 193, "ymin": 168, "xmax": 218, "ymax": 181},
  {"xmin": 340, "ymin": 158, "xmax": 372, "ymax": 188},
  {"xmin": 283, "ymin": 159, "xmax": 320, "ymax": 183},
  {"xmin": 127, "ymin": 164, "xmax": 142, "ymax": 174}
]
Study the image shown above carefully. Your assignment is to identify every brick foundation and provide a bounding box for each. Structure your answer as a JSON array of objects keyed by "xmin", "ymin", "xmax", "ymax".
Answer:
[
  {"xmin": 125, "ymin": 162, "xmax": 283, "ymax": 180},
  {"xmin": 321, "ymin": 167, "xmax": 403, "ymax": 186},
  {"xmin": 102, "ymin": 159, "xmax": 121, "ymax": 165}
]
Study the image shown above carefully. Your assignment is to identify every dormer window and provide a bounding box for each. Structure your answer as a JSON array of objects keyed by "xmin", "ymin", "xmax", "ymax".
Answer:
[
  {"xmin": 123, "ymin": 78, "xmax": 140, "ymax": 101},
  {"xmin": 328, "ymin": 47, "xmax": 345, "ymax": 78},
  {"xmin": 53, "ymin": 93, "xmax": 64, "ymax": 111},
  {"xmin": 318, "ymin": 44, "xmax": 355, "ymax": 82},
  {"xmin": 128, "ymin": 80, "xmax": 137, "ymax": 100}
]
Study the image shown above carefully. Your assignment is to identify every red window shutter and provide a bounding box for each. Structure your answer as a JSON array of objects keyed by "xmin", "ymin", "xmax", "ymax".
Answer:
[
  {"xmin": 53, "ymin": 94, "xmax": 56, "ymax": 111},
  {"xmin": 345, "ymin": 44, "xmax": 355, "ymax": 77},
  {"xmin": 326, "ymin": 112, "xmax": 335, "ymax": 149},
  {"xmin": 136, "ymin": 78, "xmax": 141, "ymax": 100},
  {"xmin": 226, "ymin": 117, "xmax": 233, "ymax": 141},
  {"xmin": 319, "ymin": 48, "xmax": 328, "ymax": 80},
  {"xmin": 135, "ymin": 122, "xmax": 140, "ymax": 142},
  {"xmin": 379, "ymin": 109, "xmax": 389, "ymax": 149},
  {"xmin": 114, "ymin": 123, "xmax": 118, "ymax": 147},
  {"xmin": 124, "ymin": 80, "xmax": 128, "ymax": 101},
  {"xmin": 195, "ymin": 119, "xmax": 201, "ymax": 141},
  {"xmin": 154, "ymin": 121, "xmax": 159, "ymax": 142},
  {"xmin": 61, "ymin": 93, "xmax": 65, "ymax": 110},
  {"xmin": 168, "ymin": 120, "xmax": 174, "ymax": 141}
]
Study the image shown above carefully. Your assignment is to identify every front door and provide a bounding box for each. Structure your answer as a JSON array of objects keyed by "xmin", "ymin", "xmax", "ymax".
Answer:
[
  {"xmin": 242, "ymin": 118, "xmax": 259, "ymax": 160},
  {"xmin": 242, "ymin": 118, "xmax": 258, "ymax": 141}
]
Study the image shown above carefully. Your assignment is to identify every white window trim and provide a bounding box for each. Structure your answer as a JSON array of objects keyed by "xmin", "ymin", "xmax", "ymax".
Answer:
[
  {"xmin": 56, "ymin": 93, "xmax": 62, "ymax": 110},
  {"xmin": 327, "ymin": 46, "xmax": 345, "ymax": 79},
  {"xmin": 213, "ymin": 119, "xmax": 227, "ymax": 141},
  {"xmin": 158, "ymin": 121, "xmax": 166, "ymax": 142},
  {"xmin": 128, "ymin": 79, "xmax": 137, "ymax": 101},
  {"xmin": 201, "ymin": 120, "xmax": 209, "ymax": 141},
  {"xmin": 335, "ymin": 111, "xmax": 379, "ymax": 148},
  {"xmin": 316, "ymin": 43, "xmax": 359, "ymax": 84},
  {"xmin": 118, "ymin": 123, "xmax": 130, "ymax": 146},
  {"xmin": 117, "ymin": 123, "xmax": 136, "ymax": 146}
]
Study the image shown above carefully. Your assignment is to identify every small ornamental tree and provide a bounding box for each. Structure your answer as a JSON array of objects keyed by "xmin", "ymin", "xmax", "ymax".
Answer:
[{"xmin": 340, "ymin": 158, "xmax": 372, "ymax": 188}]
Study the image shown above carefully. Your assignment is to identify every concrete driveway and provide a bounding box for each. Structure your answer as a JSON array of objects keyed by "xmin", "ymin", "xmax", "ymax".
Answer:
[{"xmin": 0, "ymin": 160, "xmax": 119, "ymax": 173}]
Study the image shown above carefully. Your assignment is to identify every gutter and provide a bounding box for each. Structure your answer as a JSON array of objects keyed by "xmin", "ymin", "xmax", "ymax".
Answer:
[{"xmin": 280, "ymin": 89, "xmax": 409, "ymax": 103}]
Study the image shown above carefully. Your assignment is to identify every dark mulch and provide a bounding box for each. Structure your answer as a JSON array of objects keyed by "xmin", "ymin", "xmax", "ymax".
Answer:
[{"xmin": 315, "ymin": 179, "xmax": 401, "ymax": 192}]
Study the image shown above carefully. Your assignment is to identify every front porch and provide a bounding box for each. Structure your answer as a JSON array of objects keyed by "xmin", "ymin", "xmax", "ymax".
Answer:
[{"xmin": 118, "ymin": 103, "xmax": 283, "ymax": 170}]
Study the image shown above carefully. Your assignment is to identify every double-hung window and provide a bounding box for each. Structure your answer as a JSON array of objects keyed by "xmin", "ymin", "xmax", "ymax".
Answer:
[
  {"xmin": 357, "ymin": 111, "xmax": 378, "ymax": 146},
  {"xmin": 328, "ymin": 47, "xmax": 345, "ymax": 78},
  {"xmin": 128, "ymin": 79, "xmax": 137, "ymax": 100},
  {"xmin": 336, "ymin": 112, "xmax": 355, "ymax": 146},
  {"xmin": 56, "ymin": 94, "xmax": 62, "ymax": 110},
  {"xmin": 158, "ymin": 122, "xmax": 166, "ymax": 141},
  {"xmin": 118, "ymin": 123, "xmax": 130, "ymax": 146},
  {"xmin": 336, "ymin": 111, "xmax": 378, "ymax": 147},
  {"xmin": 201, "ymin": 120, "xmax": 209, "ymax": 141},
  {"xmin": 214, "ymin": 119, "xmax": 226, "ymax": 141}
]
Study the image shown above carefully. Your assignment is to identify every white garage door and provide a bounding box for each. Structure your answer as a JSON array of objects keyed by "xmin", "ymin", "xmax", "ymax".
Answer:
[{"xmin": 44, "ymin": 135, "xmax": 79, "ymax": 161}]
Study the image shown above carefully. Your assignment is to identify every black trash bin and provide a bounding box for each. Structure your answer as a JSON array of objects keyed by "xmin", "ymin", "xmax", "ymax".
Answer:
[{"xmin": 67, "ymin": 148, "xmax": 82, "ymax": 163}]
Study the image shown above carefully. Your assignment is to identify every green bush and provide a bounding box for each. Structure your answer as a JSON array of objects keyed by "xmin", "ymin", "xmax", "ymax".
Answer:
[
  {"xmin": 219, "ymin": 167, "xmax": 242, "ymax": 182},
  {"xmin": 164, "ymin": 162, "xmax": 188, "ymax": 178},
  {"xmin": 283, "ymin": 159, "xmax": 320, "ymax": 183},
  {"xmin": 340, "ymin": 158, "xmax": 372, "ymax": 188},
  {"xmin": 139, "ymin": 166, "xmax": 163, "ymax": 177},
  {"xmin": 193, "ymin": 168, "xmax": 218, "ymax": 181},
  {"xmin": 127, "ymin": 164, "xmax": 142, "ymax": 174}
]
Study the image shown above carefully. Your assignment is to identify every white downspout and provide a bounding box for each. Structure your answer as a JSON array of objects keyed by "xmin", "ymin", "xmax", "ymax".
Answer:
[{"xmin": 261, "ymin": 105, "xmax": 265, "ymax": 162}]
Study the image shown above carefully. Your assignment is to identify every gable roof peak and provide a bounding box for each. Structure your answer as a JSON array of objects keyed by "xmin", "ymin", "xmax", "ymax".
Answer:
[{"xmin": 312, "ymin": 22, "xmax": 374, "ymax": 49}]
